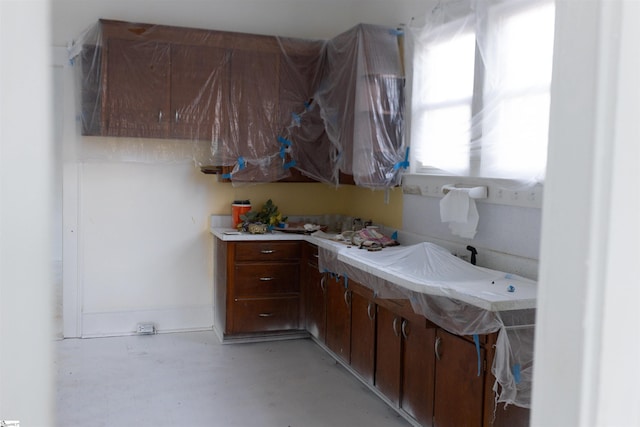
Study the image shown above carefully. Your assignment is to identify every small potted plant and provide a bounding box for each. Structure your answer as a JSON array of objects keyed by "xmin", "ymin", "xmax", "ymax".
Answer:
[{"xmin": 238, "ymin": 199, "xmax": 287, "ymax": 233}]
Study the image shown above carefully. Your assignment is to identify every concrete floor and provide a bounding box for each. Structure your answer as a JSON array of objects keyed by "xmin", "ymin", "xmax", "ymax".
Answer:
[{"xmin": 55, "ymin": 331, "xmax": 411, "ymax": 427}]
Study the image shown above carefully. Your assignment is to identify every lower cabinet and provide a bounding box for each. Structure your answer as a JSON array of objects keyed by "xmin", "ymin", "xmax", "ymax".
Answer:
[
  {"xmin": 375, "ymin": 304, "xmax": 403, "ymax": 404},
  {"xmin": 375, "ymin": 302, "xmax": 436, "ymax": 425},
  {"xmin": 302, "ymin": 242, "xmax": 326, "ymax": 342},
  {"xmin": 433, "ymin": 329, "xmax": 485, "ymax": 427},
  {"xmin": 217, "ymin": 240, "xmax": 305, "ymax": 339},
  {"xmin": 219, "ymin": 241, "xmax": 530, "ymax": 427},
  {"xmin": 349, "ymin": 283, "xmax": 376, "ymax": 384},
  {"xmin": 401, "ymin": 313, "xmax": 436, "ymax": 426},
  {"xmin": 325, "ymin": 275, "xmax": 351, "ymax": 363}
]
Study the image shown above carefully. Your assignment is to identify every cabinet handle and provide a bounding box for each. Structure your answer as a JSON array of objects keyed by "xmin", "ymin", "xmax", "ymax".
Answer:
[
  {"xmin": 401, "ymin": 319, "xmax": 408, "ymax": 339},
  {"xmin": 320, "ymin": 275, "xmax": 326, "ymax": 292},
  {"xmin": 343, "ymin": 290, "xmax": 351, "ymax": 307},
  {"xmin": 392, "ymin": 317, "xmax": 400, "ymax": 337},
  {"xmin": 435, "ymin": 336, "xmax": 442, "ymax": 361},
  {"xmin": 260, "ymin": 249, "xmax": 275, "ymax": 254},
  {"xmin": 259, "ymin": 277, "xmax": 274, "ymax": 281},
  {"xmin": 158, "ymin": 110, "xmax": 163, "ymax": 122},
  {"xmin": 258, "ymin": 313, "xmax": 274, "ymax": 317},
  {"xmin": 367, "ymin": 302, "xmax": 375, "ymax": 321},
  {"xmin": 313, "ymin": 253, "xmax": 319, "ymax": 258},
  {"xmin": 175, "ymin": 110, "xmax": 179, "ymax": 123}
]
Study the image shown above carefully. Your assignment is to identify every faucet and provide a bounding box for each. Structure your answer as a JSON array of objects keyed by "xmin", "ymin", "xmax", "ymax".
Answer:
[{"xmin": 466, "ymin": 245, "xmax": 478, "ymax": 265}]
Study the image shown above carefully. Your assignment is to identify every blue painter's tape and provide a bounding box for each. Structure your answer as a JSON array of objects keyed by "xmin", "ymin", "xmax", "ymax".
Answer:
[
  {"xmin": 512, "ymin": 364, "xmax": 521, "ymax": 384},
  {"xmin": 221, "ymin": 173, "xmax": 232, "ymax": 179},
  {"xmin": 389, "ymin": 29, "xmax": 405, "ymax": 36},
  {"xmin": 277, "ymin": 136, "xmax": 292, "ymax": 147},
  {"xmin": 238, "ymin": 157, "xmax": 246, "ymax": 170},
  {"xmin": 473, "ymin": 334, "xmax": 481, "ymax": 376},
  {"xmin": 284, "ymin": 160, "xmax": 296, "ymax": 170},
  {"xmin": 507, "ymin": 285, "xmax": 516, "ymax": 293},
  {"xmin": 344, "ymin": 274, "xmax": 349, "ymax": 288},
  {"xmin": 304, "ymin": 101, "xmax": 311, "ymax": 110},
  {"xmin": 394, "ymin": 147, "xmax": 410, "ymax": 170},
  {"xmin": 279, "ymin": 145, "xmax": 286, "ymax": 159},
  {"xmin": 292, "ymin": 112, "xmax": 301, "ymax": 125},
  {"xmin": 391, "ymin": 231, "xmax": 398, "ymax": 240}
]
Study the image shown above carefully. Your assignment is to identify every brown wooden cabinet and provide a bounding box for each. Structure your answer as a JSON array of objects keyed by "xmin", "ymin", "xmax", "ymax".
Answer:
[
  {"xmin": 81, "ymin": 20, "xmax": 287, "ymax": 153},
  {"xmin": 170, "ymin": 44, "xmax": 231, "ymax": 142},
  {"xmin": 433, "ymin": 329, "xmax": 486, "ymax": 427},
  {"xmin": 349, "ymin": 283, "xmax": 376, "ymax": 384},
  {"xmin": 375, "ymin": 304, "xmax": 403, "ymax": 405},
  {"xmin": 401, "ymin": 314, "xmax": 437, "ymax": 426},
  {"xmin": 302, "ymin": 242, "xmax": 326, "ymax": 342},
  {"xmin": 215, "ymin": 240, "xmax": 530, "ymax": 426},
  {"xmin": 325, "ymin": 275, "xmax": 351, "ymax": 363},
  {"xmin": 102, "ymin": 37, "xmax": 171, "ymax": 138},
  {"xmin": 223, "ymin": 240, "xmax": 303, "ymax": 337}
]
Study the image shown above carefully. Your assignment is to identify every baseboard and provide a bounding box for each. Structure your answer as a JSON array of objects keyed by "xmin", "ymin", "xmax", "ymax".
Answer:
[{"xmin": 80, "ymin": 305, "xmax": 214, "ymax": 338}]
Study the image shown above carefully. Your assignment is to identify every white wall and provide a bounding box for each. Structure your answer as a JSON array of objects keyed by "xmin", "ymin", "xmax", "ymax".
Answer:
[
  {"xmin": 53, "ymin": 0, "xmax": 427, "ymax": 337},
  {"xmin": 532, "ymin": 1, "xmax": 640, "ymax": 426},
  {"xmin": 1, "ymin": 1, "xmax": 53, "ymax": 424}
]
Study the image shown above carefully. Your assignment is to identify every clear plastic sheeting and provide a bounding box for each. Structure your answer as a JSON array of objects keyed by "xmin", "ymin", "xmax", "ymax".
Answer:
[
  {"xmin": 317, "ymin": 242, "xmax": 535, "ymax": 409},
  {"xmin": 408, "ymin": 0, "xmax": 555, "ymax": 183},
  {"xmin": 70, "ymin": 20, "xmax": 406, "ymax": 188}
]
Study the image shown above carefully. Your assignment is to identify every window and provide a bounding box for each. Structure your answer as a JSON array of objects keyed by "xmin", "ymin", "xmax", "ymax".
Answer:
[{"xmin": 411, "ymin": 0, "xmax": 555, "ymax": 182}]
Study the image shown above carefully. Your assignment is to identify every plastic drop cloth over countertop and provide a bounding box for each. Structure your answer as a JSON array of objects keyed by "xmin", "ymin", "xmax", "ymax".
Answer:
[
  {"xmin": 316, "ymin": 238, "xmax": 536, "ymax": 409},
  {"xmin": 70, "ymin": 20, "xmax": 406, "ymax": 188}
]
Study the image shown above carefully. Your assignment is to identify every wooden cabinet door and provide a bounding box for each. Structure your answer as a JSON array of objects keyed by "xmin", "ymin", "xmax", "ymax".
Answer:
[
  {"xmin": 304, "ymin": 263, "xmax": 326, "ymax": 342},
  {"xmin": 401, "ymin": 317, "xmax": 436, "ymax": 427},
  {"xmin": 227, "ymin": 49, "xmax": 280, "ymax": 161},
  {"xmin": 104, "ymin": 38, "xmax": 171, "ymax": 138},
  {"xmin": 170, "ymin": 44, "xmax": 231, "ymax": 142},
  {"xmin": 325, "ymin": 276, "xmax": 351, "ymax": 363},
  {"xmin": 375, "ymin": 305, "xmax": 402, "ymax": 405},
  {"xmin": 350, "ymin": 289, "xmax": 376, "ymax": 384},
  {"xmin": 433, "ymin": 329, "xmax": 485, "ymax": 427}
]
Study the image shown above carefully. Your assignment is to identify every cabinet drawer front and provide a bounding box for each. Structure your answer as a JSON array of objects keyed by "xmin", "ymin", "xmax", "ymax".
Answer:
[
  {"xmin": 235, "ymin": 241, "xmax": 301, "ymax": 262},
  {"xmin": 232, "ymin": 297, "xmax": 300, "ymax": 333},
  {"xmin": 234, "ymin": 263, "xmax": 300, "ymax": 296}
]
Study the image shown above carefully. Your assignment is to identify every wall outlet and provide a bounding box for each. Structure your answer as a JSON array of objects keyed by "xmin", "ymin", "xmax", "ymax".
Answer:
[{"xmin": 136, "ymin": 323, "xmax": 156, "ymax": 335}]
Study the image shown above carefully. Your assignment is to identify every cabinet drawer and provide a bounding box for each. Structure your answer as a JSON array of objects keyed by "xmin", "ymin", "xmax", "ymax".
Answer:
[
  {"xmin": 235, "ymin": 241, "xmax": 301, "ymax": 262},
  {"xmin": 234, "ymin": 263, "xmax": 300, "ymax": 296},
  {"xmin": 232, "ymin": 297, "xmax": 300, "ymax": 333}
]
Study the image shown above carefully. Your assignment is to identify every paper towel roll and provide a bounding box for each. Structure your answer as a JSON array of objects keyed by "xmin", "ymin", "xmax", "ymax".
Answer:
[{"xmin": 440, "ymin": 188, "xmax": 479, "ymax": 239}]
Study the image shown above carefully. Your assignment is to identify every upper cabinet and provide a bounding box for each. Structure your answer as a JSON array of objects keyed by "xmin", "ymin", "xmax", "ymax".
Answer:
[
  {"xmin": 170, "ymin": 44, "xmax": 231, "ymax": 142},
  {"xmin": 102, "ymin": 36, "xmax": 171, "ymax": 138},
  {"xmin": 316, "ymin": 24, "xmax": 407, "ymax": 188},
  {"xmin": 75, "ymin": 20, "xmax": 405, "ymax": 188}
]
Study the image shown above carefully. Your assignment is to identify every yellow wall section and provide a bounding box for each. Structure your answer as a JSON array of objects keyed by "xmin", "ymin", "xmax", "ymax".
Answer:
[{"xmin": 205, "ymin": 177, "xmax": 402, "ymax": 229}]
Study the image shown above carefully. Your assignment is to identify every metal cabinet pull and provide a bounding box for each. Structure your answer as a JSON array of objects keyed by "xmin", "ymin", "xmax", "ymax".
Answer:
[
  {"xmin": 320, "ymin": 275, "xmax": 326, "ymax": 292},
  {"xmin": 367, "ymin": 302, "xmax": 375, "ymax": 321},
  {"xmin": 175, "ymin": 110, "xmax": 179, "ymax": 123},
  {"xmin": 435, "ymin": 336, "xmax": 442, "ymax": 360},
  {"xmin": 258, "ymin": 313, "xmax": 274, "ymax": 317},
  {"xmin": 401, "ymin": 319, "xmax": 408, "ymax": 339},
  {"xmin": 343, "ymin": 290, "xmax": 351, "ymax": 307},
  {"xmin": 259, "ymin": 277, "xmax": 274, "ymax": 281},
  {"xmin": 260, "ymin": 249, "xmax": 275, "ymax": 254},
  {"xmin": 313, "ymin": 253, "xmax": 319, "ymax": 258},
  {"xmin": 392, "ymin": 317, "xmax": 400, "ymax": 337},
  {"xmin": 158, "ymin": 110, "xmax": 163, "ymax": 122}
]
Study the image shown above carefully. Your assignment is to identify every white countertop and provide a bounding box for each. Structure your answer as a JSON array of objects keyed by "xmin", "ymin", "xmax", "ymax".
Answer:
[{"xmin": 210, "ymin": 227, "xmax": 537, "ymax": 312}]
